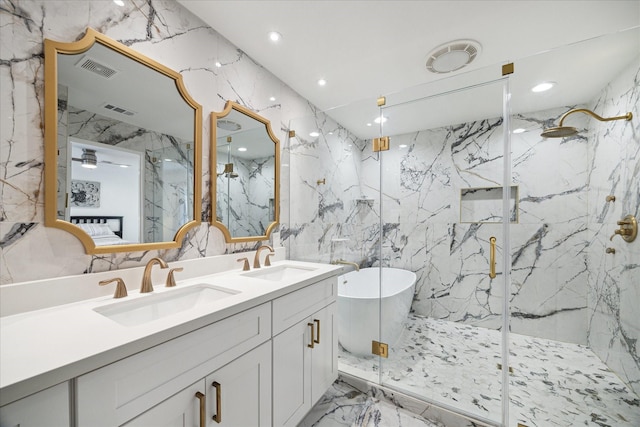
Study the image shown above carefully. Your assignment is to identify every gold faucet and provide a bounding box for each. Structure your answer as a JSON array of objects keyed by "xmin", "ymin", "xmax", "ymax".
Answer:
[
  {"xmin": 253, "ymin": 245, "xmax": 275, "ymax": 269},
  {"xmin": 141, "ymin": 257, "xmax": 169, "ymax": 293},
  {"xmin": 99, "ymin": 277, "xmax": 128, "ymax": 298},
  {"xmin": 330, "ymin": 259, "xmax": 360, "ymax": 271}
]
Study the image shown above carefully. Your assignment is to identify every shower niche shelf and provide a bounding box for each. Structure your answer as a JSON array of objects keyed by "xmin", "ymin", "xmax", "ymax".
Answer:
[{"xmin": 460, "ymin": 186, "xmax": 518, "ymax": 224}]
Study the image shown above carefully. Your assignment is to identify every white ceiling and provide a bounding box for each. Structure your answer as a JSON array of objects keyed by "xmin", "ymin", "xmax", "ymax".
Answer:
[{"xmin": 178, "ymin": 0, "xmax": 640, "ymax": 139}]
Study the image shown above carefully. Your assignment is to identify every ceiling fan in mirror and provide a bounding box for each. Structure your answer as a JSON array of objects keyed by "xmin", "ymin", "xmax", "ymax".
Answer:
[{"xmin": 71, "ymin": 148, "xmax": 131, "ymax": 169}]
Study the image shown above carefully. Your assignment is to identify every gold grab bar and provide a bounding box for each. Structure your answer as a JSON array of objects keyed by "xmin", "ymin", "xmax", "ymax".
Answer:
[
  {"xmin": 212, "ymin": 381, "xmax": 222, "ymax": 423},
  {"xmin": 489, "ymin": 237, "xmax": 497, "ymax": 279},
  {"xmin": 308, "ymin": 322, "xmax": 315, "ymax": 348},
  {"xmin": 314, "ymin": 319, "xmax": 320, "ymax": 344},
  {"xmin": 195, "ymin": 391, "xmax": 206, "ymax": 427}
]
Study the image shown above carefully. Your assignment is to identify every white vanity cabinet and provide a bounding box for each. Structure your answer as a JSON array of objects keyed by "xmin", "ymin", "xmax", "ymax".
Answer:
[
  {"xmin": 0, "ymin": 382, "xmax": 70, "ymax": 427},
  {"xmin": 77, "ymin": 303, "xmax": 271, "ymax": 426},
  {"xmin": 272, "ymin": 277, "xmax": 338, "ymax": 427},
  {"xmin": 124, "ymin": 341, "xmax": 271, "ymax": 427}
]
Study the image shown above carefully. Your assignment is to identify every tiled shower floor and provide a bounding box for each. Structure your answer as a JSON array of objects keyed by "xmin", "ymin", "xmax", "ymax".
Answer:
[{"xmin": 335, "ymin": 314, "xmax": 640, "ymax": 426}]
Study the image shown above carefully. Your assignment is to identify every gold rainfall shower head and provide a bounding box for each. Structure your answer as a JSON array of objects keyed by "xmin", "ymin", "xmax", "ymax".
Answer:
[{"xmin": 541, "ymin": 108, "xmax": 632, "ymax": 138}]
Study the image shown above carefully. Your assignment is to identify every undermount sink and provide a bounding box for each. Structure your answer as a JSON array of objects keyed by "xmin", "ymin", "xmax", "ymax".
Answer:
[
  {"xmin": 93, "ymin": 284, "xmax": 240, "ymax": 327},
  {"xmin": 242, "ymin": 264, "xmax": 316, "ymax": 281}
]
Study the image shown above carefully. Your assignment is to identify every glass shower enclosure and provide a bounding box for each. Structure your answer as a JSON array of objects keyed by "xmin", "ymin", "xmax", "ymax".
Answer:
[{"xmin": 287, "ymin": 26, "xmax": 639, "ymax": 427}]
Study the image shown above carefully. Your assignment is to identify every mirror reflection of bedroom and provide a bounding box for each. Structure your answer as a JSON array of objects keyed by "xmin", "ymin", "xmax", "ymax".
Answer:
[{"xmin": 67, "ymin": 140, "xmax": 142, "ymax": 246}]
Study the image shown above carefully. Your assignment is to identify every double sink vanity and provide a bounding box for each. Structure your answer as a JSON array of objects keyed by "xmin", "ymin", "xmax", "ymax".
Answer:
[{"xmin": 0, "ymin": 252, "xmax": 341, "ymax": 426}]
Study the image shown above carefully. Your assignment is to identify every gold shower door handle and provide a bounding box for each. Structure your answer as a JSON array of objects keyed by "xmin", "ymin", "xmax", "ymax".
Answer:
[
  {"xmin": 195, "ymin": 391, "xmax": 206, "ymax": 427},
  {"xmin": 314, "ymin": 319, "xmax": 321, "ymax": 344},
  {"xmin": 489, "ymin": 237, "xmax": 497, "ymax": 279},
  {"xmin": 308, "ymin": 322, "xmax": 315, "ymax": 348},
  {"xmin": 212, "ymin": 381, "xmax": 222, "ymax": 423}
]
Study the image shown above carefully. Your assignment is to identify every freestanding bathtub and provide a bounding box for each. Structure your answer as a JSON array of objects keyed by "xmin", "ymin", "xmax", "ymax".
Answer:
[{"xmin": 337, "ymin": 267, "xmax": 417, "ymax": 357}]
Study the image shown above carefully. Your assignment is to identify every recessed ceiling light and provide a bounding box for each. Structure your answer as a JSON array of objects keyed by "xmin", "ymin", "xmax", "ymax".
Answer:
[
  {"xmin": 531, "ymin": 82, "xmax": 555, "ymax": 93},
  {"xmin": 399, "ymin": 144, "xmax": 408, "ymax": 148},
  {"xmin": 366, "ymin": 123, "xmax": 372, "ymax": 127},
  {"xmin": 269, "ymin": 96, "xmax": 276, "ymax": 101},
  {"xmin": 238, "ymin": 147, "xmax": 247, "ymax": 152},
  {"xmin": 113, "ymin": 0, "xmax": 124, "ymax": 6},
  {"xmin": 317, "ymin": 79, "xmax": 327, "ymax": 86},
  {"xmin": 268, "ymin": 31, "xmax": 282, "ymax": 42},
  {"xmin": 513, "ymin": 128, "xmax": 526, "ymax": 134},
  {"xmin": 309, "ymin": 131, "xmax": 320, "ymax": 137},
  {"xmin": 374, "ymin": 116, "xmax": 387, "ymax": 124}
]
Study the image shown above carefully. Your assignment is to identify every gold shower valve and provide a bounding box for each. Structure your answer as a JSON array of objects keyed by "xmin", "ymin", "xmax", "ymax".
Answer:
[{"xmin": 610, "ymin": 215, "xmax": 637, "ymax": 242}]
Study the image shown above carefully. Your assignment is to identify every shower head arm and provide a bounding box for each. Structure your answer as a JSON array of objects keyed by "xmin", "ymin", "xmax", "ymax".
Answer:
[{"xmin": 557, "ymin": 108, "xmax": 633, "ymax": 127}]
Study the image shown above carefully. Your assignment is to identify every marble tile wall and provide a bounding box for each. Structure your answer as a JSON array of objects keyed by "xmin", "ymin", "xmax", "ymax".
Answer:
[
  {"xmin": 586, "ymin": 58, "xmax": 640, "ymax": 396},
  {"xmin": 0, "ymin": 0, "xmax": 313, "ymax": 284},
  {"xmin": 216, "ymin": 154, "xmax": 275, "ymax": 238}
]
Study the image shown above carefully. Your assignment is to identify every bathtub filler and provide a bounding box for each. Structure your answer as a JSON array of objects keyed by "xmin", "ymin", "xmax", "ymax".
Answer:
[
  {"xmin": 330, "ymin": 259, "xmax": 360, "ymax": 271},
  {"xmin": 337, "ymin": 267, "xmax": 416, "ymax": 357}
]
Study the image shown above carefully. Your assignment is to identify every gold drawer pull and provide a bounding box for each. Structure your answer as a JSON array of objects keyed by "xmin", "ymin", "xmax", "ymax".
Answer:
[
  {"xmin": 308, "ymin": 322, "xmax": 315, "ymax": 348},
  {"xmin": 195, "ymin": 391, "xmax": 205, "ymax": 427},
  {"xmin": 489, "ymin": 236, "xmax": 497, "ymax": 279},
  {"xmin": 314, "ymin": 319, "xmax": 320, "ymax": 344},
  {"xmin": 212, "ymin": 381, "xmax": 222, "ymax": 423}
]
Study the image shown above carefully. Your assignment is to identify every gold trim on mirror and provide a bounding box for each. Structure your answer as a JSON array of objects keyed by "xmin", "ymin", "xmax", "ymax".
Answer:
[
  {"xmin": 211, "ymin": 101, "xmax": 280, "ymax": 243},
  {"xmin": 44, "ymin": 28, "xmax": 202, "ymax": 254}
]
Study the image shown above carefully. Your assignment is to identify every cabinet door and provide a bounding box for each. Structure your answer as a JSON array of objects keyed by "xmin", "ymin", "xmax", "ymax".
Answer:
[
  {"xmin": 0, "ymin": 383, "xmax": 70, "ymax": 427},
  {"xmin": 310, "ymin": 302, "xmax": 338, "ymax": 404},
  {"xmin": 123, "ymin": 381, "xmax": 204, "ymax": 427},
  {"xmin": 205, "ymin": 341, "xmax": 271, "ymax": 426},
  {"xmin": 272, "ymin": 317, "xmax": 312, "ymax": 427}
]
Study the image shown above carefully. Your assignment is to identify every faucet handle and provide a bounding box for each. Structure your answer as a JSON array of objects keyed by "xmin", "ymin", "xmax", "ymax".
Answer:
[
  {"xmin": 237, "ymin": 257, "xmax": 250, "ymax": 271},
  {"xmin": 99, "ymin": 278, "xmax": 128, "ymax": 298},
  {"xmin": 265, "ymin": 253, "xmax": 275, "ymax": 267},
  {"xmin": 165, "ymin": 267, "xmax": 184, "ymax": 287}
]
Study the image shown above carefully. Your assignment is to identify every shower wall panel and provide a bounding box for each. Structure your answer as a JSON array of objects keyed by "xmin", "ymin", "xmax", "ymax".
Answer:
[{"xmin": 586, "ymin": 58, "xmax": 640, "ymax": 395}]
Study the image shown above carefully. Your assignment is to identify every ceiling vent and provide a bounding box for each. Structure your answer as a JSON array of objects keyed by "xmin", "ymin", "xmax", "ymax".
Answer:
[
  {"xmin": 426, "ymin": 40, "xmax": 481, "ymax": 74},
  {"xmin": 75, "ymin": 56, "xmax": 119, "ymax": 79},
  {"xmin": 217, "ymin": 119, "xmax": 242, "ymax": 131},
  {"xmin": 102, "ymin": 103, "xmax": 136, "ymax": 117}
]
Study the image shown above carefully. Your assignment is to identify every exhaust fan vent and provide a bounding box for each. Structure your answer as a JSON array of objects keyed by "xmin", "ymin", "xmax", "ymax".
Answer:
[
  {"xmin": 426, "ymin": 39, "xmax": 481, "ymax": 74},
  {"xmin": 217, "ymin": 119, "xmax": 242, "ymax": 131},
  {"xmin": 75, "ymin": 56, "xmax": 119, "ymax": 79},
  {"xmin": 102, "ymin": 103, "xmax": 137, "ymax": 117}
]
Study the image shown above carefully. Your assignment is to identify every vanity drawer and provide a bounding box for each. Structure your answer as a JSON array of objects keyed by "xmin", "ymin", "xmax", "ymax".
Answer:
[
  {"xmin": 77, "ymin": 302, "xmax": 271, "ymax": 427},
  {"xmin": 272, "ymin": 276, "xmax": 337, "ymax": 335}
]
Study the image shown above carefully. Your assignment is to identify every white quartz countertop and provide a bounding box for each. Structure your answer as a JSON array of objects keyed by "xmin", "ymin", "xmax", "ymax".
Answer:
[{"xmin": 0, "ymin": 260, "xmax": 341, "ymax": 406}]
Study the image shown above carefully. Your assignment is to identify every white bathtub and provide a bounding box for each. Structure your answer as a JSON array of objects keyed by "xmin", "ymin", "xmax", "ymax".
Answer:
[{"xmin": 337, "ymin": 267, "xmax": 416, "ymax": 357}]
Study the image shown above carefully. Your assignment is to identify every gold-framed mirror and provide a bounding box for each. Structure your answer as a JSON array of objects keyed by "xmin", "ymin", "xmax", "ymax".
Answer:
[
  {"xmin": 211, "ymin": 102, "xmax": 280, "ymax": 242},
  {"xmin": 44, "ymin": 28, "xmax": 202, "ymax": 254}
]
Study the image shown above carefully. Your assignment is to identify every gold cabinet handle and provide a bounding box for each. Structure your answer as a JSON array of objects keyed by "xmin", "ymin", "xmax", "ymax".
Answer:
[
  {"xmin": 195, "ymin": 391, "xmax": 206, "ymax": 427},
  {"xmin": 313, "ymin": 319, "xmax": 320, "ymax": 344},
  {"xmin": 307, "ymin": 322, "xmax": 315, "ymax": 348},
  {"xmin": 212, "ymin": 381, "xmax": 222, "ymax": 423},
  {"xmin": 489, "ymin": 237, "xmax": 497, "ymax": 279}
]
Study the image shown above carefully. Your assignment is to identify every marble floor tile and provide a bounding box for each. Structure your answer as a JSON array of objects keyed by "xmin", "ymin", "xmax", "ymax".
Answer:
[
  {"xmin": 300, "ymin": 379, "xmax": 443, "ymax": 427},
  {"xmin": 336, "ymin": 314, "xmax": 640, "ymax": 427}
]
